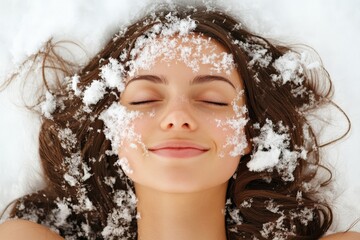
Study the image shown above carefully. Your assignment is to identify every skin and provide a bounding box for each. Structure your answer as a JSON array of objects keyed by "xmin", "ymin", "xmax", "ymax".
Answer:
[
  {"xmin": 0, "ymin": 219, "xmax": 64, "ymax": 240},
  {"xmin": 119, "ymin": 35, "xmax": 249, "ymax": 240},
  {"xmin": 119, "ymin": 35, "xmax": 248, "ymax": 193},
  {"xmin": 0, "ymin": 35, "xmax": 359, "ymax": 240}
]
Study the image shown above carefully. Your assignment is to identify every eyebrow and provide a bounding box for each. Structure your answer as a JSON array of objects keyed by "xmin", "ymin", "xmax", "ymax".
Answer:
[
  {"xmin": 126, "ymin": 74, "xmax": 236, "ymax": 89},
  {"xmin": 191, "ymin": 75, "xmax": 236, "ymax": 89},
  {"xmin": 125, "ymin": 75, "xmax": 167, "ymax": 86}
]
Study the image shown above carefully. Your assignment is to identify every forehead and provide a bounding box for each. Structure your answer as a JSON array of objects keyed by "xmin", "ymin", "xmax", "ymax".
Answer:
[{"xmin": 127, "ymin": 33, "xmax": 236, "ymax": 77}]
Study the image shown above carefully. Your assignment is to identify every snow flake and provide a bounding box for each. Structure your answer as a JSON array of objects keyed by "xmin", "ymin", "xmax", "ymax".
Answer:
[
  {"xmin": 41, "ymin": 91, "xmax": 56, "ymax": 118},
  {"xmin": 101, "ymin": 189, "xmax": 137, "ymax": 239},
  {"xmin": 82, "ymin": 80, "xmax": 106, "ymax": 106},
  {"xmin": 260, "ymin": 214, "xmax": 295, "ymax": 239},
  {"xmin": 58, "ymin": 127, "xmax": 77, "ymax": 150},
  {"xmin": 115, "ymin": 157, "xmax": 133, "ymax": 175},
  {"xmin": 265, "ymin": 199, "xmax": 281, "ymax": 213},
  {"xmin": 272, "ymin": 51, "xmax": 304, "ymax": 85},
  {"xmin": 100, "ymin": 58, "xmax": 126, "ymax": 91},
  {"xmin": 298, "ymin": 207, "xmax": 314, "ymax": 226},
  {"xmin": 71, "ymin": 74, "xmax": 81, "ymax": 96},
  {"xmin": 104, "ymin": 176, "xmax": 116, "ymax": 188},
  {"xmin": 247, "ymin": 119, "xmax": 301, "ymax": 181},
  {"xmin": 63, "ymin": 152, "xmax": 82, "ymax": 186},
  {"xmin": 99, "ymin": 103, "xmax": 142, "ymax": 155},
  {"xmin": 126, "ymin": 30, "xmax": 235, "ymax": 77},
  {"xmin": 217, "ymin": 90, "xmax": 249, "ymax": 157},
  {"xmin": 240, "ymin": 198, "xmax": 253, "ymax": 208},
  {"xmin": 234, "ymin": 38, "xmax": 272, "ymax": 68},
  {"xmin": 53, "ymin": 198, "xmax": 72, "ymax": 227}
]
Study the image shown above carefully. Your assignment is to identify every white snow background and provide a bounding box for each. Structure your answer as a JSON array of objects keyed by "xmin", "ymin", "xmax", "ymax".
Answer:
[{"xmin": 0, "ymin": 0, "xmax": 359, "ymax": 233}]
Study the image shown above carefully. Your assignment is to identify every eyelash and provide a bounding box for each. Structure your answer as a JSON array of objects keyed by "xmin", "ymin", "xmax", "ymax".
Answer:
[
  {"xmin": 200, "ymin": 101, "xmax": 229, "ymax": 106},
  {"xmin": 129, "ymin": 100, "xmax": 160, "ymax": 105},
  {"xmin": 129, "ymin": 100, "xmax": 228, "ymax": 106}
]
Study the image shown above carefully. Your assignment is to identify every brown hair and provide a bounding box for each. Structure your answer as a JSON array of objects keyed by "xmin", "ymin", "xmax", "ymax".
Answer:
[{"xmin": 5, "ymin": 6, "xmax": 349, "ymax": 239}]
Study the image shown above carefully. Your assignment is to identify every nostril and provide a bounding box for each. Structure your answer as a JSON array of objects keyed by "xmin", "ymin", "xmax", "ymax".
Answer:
[
  {"xmin": 182, "ymin": 123, "xmax": 190, "ymax": 128},
  {"xmin": 160, "ymin": 110, "xmax": 198, "ymax": 131},
  {"xmin": 167, "ymin": 122, "xmax": 191, "ymax": 129}
]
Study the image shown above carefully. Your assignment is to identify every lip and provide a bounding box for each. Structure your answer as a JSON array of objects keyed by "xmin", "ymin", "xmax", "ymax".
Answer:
[{"xmin": 148, "ymin": 141, "xmax": 210, "ymax": 158}]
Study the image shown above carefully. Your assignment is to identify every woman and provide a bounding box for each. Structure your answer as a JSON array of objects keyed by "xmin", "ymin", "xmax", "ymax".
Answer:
[{"xmin": 0, "ymin": 5, "xmax": 359, "ymax": 240}]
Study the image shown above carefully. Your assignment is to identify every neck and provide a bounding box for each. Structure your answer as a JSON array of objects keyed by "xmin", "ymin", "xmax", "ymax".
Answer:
[{"xmin": 135, "ymin": 183, "xmax": 228, "ymax": 240}]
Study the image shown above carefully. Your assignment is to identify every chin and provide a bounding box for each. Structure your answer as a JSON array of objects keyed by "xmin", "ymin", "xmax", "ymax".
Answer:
[{"xmin": 133, "ymin": 173, "xmax": 230, "ymax": 194}]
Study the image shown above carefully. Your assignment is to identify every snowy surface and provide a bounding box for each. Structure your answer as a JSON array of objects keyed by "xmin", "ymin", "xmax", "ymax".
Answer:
[{"xmin": 0, "ymin": 0, "xmax": 359, "ymax": 232}]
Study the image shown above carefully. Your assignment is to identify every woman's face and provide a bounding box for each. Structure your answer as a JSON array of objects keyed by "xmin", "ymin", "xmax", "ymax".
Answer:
[{"xmin": 118, "ymin": 34, "xmax": 250, "ymax": 193}]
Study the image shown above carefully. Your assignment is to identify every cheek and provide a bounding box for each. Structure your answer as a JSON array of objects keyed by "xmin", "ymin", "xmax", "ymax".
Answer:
[
  {"xmin": 202, "ymin": 117, "xmax": 244, "ymax": 176},
  {"xmin": 116, "ymin": 109, "xmax": 247, "ymax": 190},
  {"xmin": 118, "ymin": 112, "xmax": 152, "ymax": 149},
  {"xmin": 212, "ymin": 119, "xmax": 231, "ymax": 151},
  {"xmin": 212, "ymin": 116, "xmax": 249, "ymax": 159},
  {"xmin": 117, "ymin": 114, "xmax": 153, "ymax": 179},
  {"xmin": 206, "ymin": 120, "xmax": 242, "ymax": 184}
]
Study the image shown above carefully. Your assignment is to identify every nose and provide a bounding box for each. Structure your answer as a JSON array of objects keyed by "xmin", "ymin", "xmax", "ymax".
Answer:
[{"xmin": 160, "ymin": 105, "xmax": 198, "ymax": 131}]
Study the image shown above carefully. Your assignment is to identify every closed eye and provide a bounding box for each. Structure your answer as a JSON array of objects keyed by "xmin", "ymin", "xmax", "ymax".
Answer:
[
  {"xmin": 200, "ymin": 101, "xmax": 229, "ymax": 106},
  {"xmin": 129, "ymin": 100, "xmax": 228, "ymax": 106},
  {"xmin": 129, "ymin": 100, "xmax": 161, "ymax": 105}
]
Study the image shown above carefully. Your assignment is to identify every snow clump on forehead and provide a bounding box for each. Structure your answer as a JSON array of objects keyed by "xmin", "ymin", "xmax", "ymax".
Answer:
[
  {"xmin": 61, "ymin": 12, "xmax": 235, "ymax": 113},
  {"xmin": 126, "ymin": 12, "xmax": 235, "ymax": 77}
]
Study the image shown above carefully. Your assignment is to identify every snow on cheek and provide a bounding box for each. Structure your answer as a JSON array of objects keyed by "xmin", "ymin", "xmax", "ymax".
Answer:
[
  {"xmin": 99, "ymin": 102, "xmax": 143, "ymax": 156},
  {"xmin": 216, "ymin": 90, "xmax": 249, "ymax": 158},
  {"xmin": 148, "ymin": 109, "xmax": 156, "ymax": 118}
]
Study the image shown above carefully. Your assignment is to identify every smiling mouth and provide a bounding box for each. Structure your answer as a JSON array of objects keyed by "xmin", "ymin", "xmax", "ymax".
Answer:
[{"xmin": 148, "ymin": 142, "xmax": 209, "ymax": 158}]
